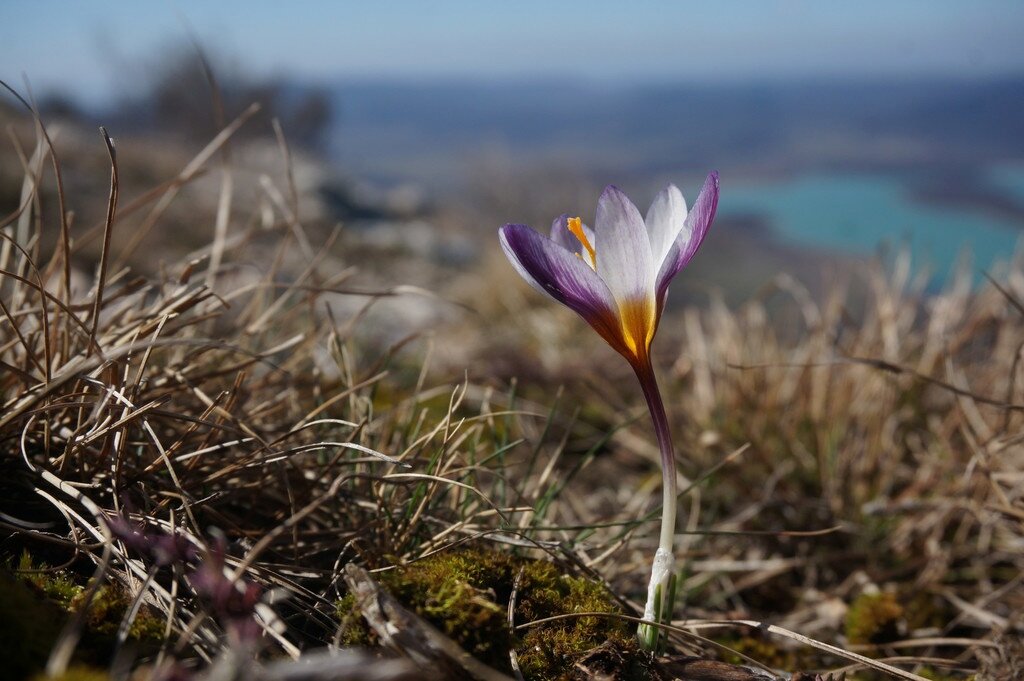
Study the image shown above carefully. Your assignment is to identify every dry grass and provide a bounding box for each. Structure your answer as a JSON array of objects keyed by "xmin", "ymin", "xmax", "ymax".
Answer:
[
  {"xmin": 1, "ymin": 93, "xmax": 1020, "ymax": 680},
  {"xmin": 0, "ymin": 97, "xmax": 554, "ymax": 679},
  {"xmin": 472, "ymin": 252, "xmax": 1024, "ymax": 677}
]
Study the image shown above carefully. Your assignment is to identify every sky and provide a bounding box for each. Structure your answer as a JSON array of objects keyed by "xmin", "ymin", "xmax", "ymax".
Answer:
[{"xmin": 4, "ymin": 1, "xmax": 1024, "ymax": 104}]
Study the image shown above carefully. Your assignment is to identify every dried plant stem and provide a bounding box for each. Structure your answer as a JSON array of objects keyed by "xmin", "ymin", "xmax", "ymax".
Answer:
[{"xmin": 634, "ymin": 357, "xmax": 678, "ymax": 652}]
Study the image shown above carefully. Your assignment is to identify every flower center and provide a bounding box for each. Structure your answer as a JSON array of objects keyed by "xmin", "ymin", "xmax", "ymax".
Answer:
[{"xmin": 567, "ymin": 216, "xmax": 596, "ymax": 266}]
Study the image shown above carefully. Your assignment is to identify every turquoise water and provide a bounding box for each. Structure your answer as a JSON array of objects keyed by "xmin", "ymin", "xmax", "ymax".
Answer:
[
  {"xmin": 720, "ymin": 174, "xmax": 1022, "ymax": 284},
  {"xmin": 991, "ymin": 164, "xmax": 1024, "ymax": 204}
]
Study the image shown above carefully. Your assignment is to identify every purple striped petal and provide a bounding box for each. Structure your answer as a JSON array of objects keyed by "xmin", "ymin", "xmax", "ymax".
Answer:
[
  {"xmin": 550, "ymin": 214, "xmax": 575, "ymax": 251},
  {"xmin": 550, "ymin": 214, "xmax": 597, "ymax": 269},
  {"xmin": 654, "ymin": 172, "xmax": 719, "ymax": 314},
  {"xmin": 499, "ymin": 224, "xmax": 628, "ymax": 354}
]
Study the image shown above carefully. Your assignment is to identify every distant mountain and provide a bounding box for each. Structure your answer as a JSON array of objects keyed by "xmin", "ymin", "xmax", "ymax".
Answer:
[{"xmin": 323, "ymin": 76, "xmax": 1024, "ymax": 190}]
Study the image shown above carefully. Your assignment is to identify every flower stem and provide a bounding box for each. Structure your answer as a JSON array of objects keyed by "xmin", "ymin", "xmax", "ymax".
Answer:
[{"xmin": 633, "ymin": 358, "xmax": 678, "ymax": 652}]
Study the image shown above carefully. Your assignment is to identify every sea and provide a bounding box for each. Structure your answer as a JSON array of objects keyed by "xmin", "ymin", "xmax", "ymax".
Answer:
[{"xmin": 721, "ymin": 169, "xmax": 1024, "ymax": 286}]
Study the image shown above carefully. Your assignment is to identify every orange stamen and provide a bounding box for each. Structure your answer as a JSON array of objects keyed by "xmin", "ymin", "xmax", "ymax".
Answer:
[{"xmin": 567, "ymin": 216, "xmax": 596, "ymax": 265}]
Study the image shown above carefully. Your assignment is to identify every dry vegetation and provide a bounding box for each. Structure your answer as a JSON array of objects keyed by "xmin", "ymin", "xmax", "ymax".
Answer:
[{"xmin": 1, "ymin": 92, "xmax": 1021, "ymax": 681}]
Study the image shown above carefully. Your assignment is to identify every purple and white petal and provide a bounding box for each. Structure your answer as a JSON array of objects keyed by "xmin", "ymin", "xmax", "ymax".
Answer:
[
  {"xmin": 499, "ymin": 224, "xmax": 626, "ymax": 350},
  {"xmin": 654, "ymin": 172, "xmax": 719, "ymax": 310},
  {"xmin": 549, "ymin": 214, "xmax": 576, "ymax": 252},
  {"xmin": 594, "ymin": 185, "xmax": 656, "ymax": 308},
  {"xmin": 550, "ymin": 214, "xmax": 597, "ymax": 268},
  {"xmin": 645, "ymin": 184, "xmax": 687, "ymax": 273}
]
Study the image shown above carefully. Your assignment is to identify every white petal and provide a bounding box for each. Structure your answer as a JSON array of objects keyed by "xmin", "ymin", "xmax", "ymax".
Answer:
[
  {"xmin": 594, "ymin": 185, "xmax": 658, "ymax": 356},
  {"xmin": 654, "ymin": 172, "xmax": 719, "ymax": 314},
  {"xmin": 645, "ymin": 184, "xmax": 688, "ymax": 271},
  {"xmin": 594, "ymin": 185, "xmax": 655, "ymax": 307}
]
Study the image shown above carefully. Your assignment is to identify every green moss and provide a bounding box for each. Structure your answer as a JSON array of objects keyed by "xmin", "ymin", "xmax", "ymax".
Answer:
[
  {"xmin": 30, "ymin": 666, "xmax": 110, "ymax": 681},
  {"xmin": 0, "ymin": 551, "xmax": 166, "ymax": 680},
  {"xmin": 713, "ymin": 632, "xmax": 820, "ymax": 672},
  {"xmin": 901, "ymin": 590, "xmax": 951, "ymax": 633},
  {"xmin": 515, "ymin": 559, "xmax": 640, "ymax": 680},
  {"xmin": 337, "ymin": 592, "xmax": 372, "ymax": 647},
  {"xmin": 0, "ymin": 569, "xmax": 67, "ymax": 680},
  {"xmin": 17, "ymin": 550, "xmax": 84, "ymax": 607},
  {"xmin": 69, "ymin": 585, "xmax": 165, "ymax": 641},
  {"xmin": 14, "ymin": 551, "xmax": 164, "ymax": 644},
  {"xmin": 914, "ymin": 666, "xmax": 974, "ymax": 681},
  {"xmin": 337, "ymin": 549, "xmax": 645, "ymax": 680},
  {"xmin": 716, "ymin": 634, "xmax": 792, "ymax": 670},
  {"xmin": 845, "ymin": 592, "xmax": 903, "ymax": 645}
]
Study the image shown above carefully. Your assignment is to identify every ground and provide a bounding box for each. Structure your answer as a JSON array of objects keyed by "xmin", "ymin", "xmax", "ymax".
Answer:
[{"xmin": 0, "ymin": 97, "xmax": 1018, "ymax": 681}]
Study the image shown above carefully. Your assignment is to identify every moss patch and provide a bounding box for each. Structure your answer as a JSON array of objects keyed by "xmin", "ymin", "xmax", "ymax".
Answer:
[
  {"xmin": 338, "ymin": 548, "xmax": 646, "ymax": 680},
  {"xmin": 845, "ymin": 592, "xmax": 903, "ymax": 645},
  {"xmin": 14, "ymin": 551, "xmax": 164, "ymax": 643},
  {"xmin": 712, "ymin": 630, "xmax": 827, "ymax": 674},
  {"xmin": 16, "ymin": 550, "xmax": 84, "ymax": 606},
  {"xmin": 30, "ymin": 667, "xmax": 110, "ymax": 681},
  {"xmin": 0, "ymin": 569, "xmax": 68, "ymax": 680},
  {"xmin": 914, "ymin": 666, "xmax": 975, "ymax": 681},
  {"xmin": 3, "ymin": 550, "xmax": 165, "ymax": 677}
]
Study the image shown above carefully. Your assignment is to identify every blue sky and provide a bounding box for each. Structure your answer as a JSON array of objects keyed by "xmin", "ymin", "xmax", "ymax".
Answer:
[{"xmin": 4, "ymin": 1, "xmax": 1024, "ymax": 104}]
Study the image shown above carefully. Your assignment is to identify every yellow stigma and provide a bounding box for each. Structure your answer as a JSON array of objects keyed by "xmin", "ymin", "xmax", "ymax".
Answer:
[{"xmin": 568, "ymin": 216, "xmax": 596, "ymax": 264}]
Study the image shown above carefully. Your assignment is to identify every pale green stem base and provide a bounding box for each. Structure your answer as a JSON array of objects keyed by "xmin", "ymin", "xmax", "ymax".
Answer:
[{"xmin": 633, "ymin": 359, "xmax": 678, "ymax": 653}]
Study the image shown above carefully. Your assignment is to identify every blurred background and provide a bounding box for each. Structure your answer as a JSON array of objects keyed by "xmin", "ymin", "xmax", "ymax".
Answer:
[{"xmin": 4, "ymin": 0, "xmax": 1024, "ymax": 300}]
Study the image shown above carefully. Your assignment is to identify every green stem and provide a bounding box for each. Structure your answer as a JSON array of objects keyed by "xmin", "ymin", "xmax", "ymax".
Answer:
[{"xmin": 633, "ymin": 358, "xmax": 678, "ymax": 651}]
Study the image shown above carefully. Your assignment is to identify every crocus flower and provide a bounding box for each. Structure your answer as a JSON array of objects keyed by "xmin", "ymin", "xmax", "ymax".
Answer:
[{"xmin": 498, "ymin": 173, "xmax": 719, "ymax": 651}]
